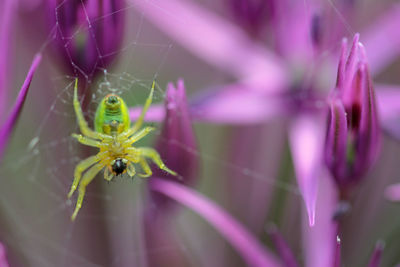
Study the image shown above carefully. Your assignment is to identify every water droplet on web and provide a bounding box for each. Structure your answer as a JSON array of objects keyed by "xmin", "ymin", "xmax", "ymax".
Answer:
[{"xmin": 28, "ymin": 137, "xmax": 39, "ymax": 151}]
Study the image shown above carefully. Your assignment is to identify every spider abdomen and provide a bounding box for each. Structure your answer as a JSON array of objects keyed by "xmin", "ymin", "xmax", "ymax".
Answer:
[
  {"xmin": 94, "ymin": 94, "xmax": 130, "ymax": 135},
  {"xmin": 111, "ymin": 158, "xmax": 127, "ymax": 175}
]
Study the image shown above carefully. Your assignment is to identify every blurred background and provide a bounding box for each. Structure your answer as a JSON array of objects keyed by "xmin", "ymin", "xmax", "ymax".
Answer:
[{"xmin": 1, "ymin": 0, "xmax": 400, "ymax": 266}]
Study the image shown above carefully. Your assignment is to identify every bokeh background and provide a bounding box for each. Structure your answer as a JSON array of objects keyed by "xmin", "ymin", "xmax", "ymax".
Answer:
[{"xmin": 1, "ymin": 0, "xmax": 400, "ymax": 266}]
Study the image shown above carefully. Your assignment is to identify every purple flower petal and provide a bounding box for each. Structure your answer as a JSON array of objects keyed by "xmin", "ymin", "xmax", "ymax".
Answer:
[
  {"xmin": 0, "ymin": 243, "xmax": 9, "ymax": 267},
  {"xmin": 149, "ymin": 79, "xmax": 198, "ymax": 211},
  {"xmin": 267, "ymin": 225, "xmax": 299, "ymax": 267},
  {"xmin": 129, "ymin": 104, "xmax": 164, "ymax": 122},
  {"xmin": 129, "ymin": 84, "xmax": 285, "ymax": 124},
  {"xmin": 327, "ymin": 35, "xmax": 381, "ymax": 188},
  {"xmin": 341, "ymin": 34, "xmax": 360, "ymax": 107},
  {"xmin": 0, "ymin": 0, "xmax": 15, "ymax": 113},
  {"xmin": 324, "ymin": 99, "xmax": 348, "ymax": 185},
  {"xmin": 302, "ymin": 171, "xmax": 338, "ymax": 267},
  {"xmin": 16, "ymin": 0, "xmax": 42, "ymax": 11},
  {"xmin": 190, "ymin": 84, "xmax": 285, "ymax": 124},
  {"xmin": 335, "ymin": 37, "xmax": 348, "ymax": 90},
  {"xmin": 131, "ymin": 0, "xmax": 287, "ymax": 93},
  {"xmin": 150, "ymin": 177, "xmax": 281, "ymax": 267},
  {"xmin": 48, "ymin": 0, "xmax": 125, "ymax": 78},
  {"xmin": 354, "ymin": 53, "xmax": 380, "ymax": 179},
  {"xmin": 271, "ymin": 0, "xmax": 313, "ymax": 60},
  {"xmin": 384, "ymin": 183, "xmax": 400, "ymax": 201},
  {"xmin": 0, "ymin": 53, "xmax": 42, "ymax": 160},
  {"xmin": 375, "ymin": 85, "xmax": 400, "ymax": 139},
  {"xmin": 154, "ymin": 79, "xmax": 197, "ymax": 182},
  {"xmin": 376, "ymin": 85, "xmax": 400, "ymax": 120},
  {"xmin": 363, "ymin": 6, "xmax": 400, "ymax": 75},
  {"xmin": 289, "ymin": 114, "xmax": 325, "ymax": 226},
  {"xmin": 368, "ymin": 241, "xmax": 385, "ymax": 267}
]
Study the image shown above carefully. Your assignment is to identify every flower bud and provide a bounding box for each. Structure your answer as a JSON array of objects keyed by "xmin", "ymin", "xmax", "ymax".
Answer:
[
  {"xmin": 149, "ymin": 79, "xmax": 198, "ymax": 210},
  {"xmin": 325, "ymin": 34, "xmax": 380, "ymax": 190},
  {"xmin": 47, "ymin": 0, "xmax": 125, "ymax": 79}
]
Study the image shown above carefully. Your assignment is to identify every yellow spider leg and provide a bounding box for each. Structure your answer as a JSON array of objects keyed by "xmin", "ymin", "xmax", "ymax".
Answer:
[
  {"xmin": 125, "ymin": 147, "xmax": 140, "ymax": 163},
  {"xmin": 122, "ymin": 126, "xmax": 155, "ymax": 145},
  {"xmin": 68, "ymin": 155, "xmax": 100, "ymax": 198},
  {"xmin": 71, "ymin": 162, "xmax": 104, "ymax": 221},
  {"xmin": 104, "ymin": 167, "xmax": 114, "ymax": 182},
  {"xmin": 138, "ymin": 147, "xmax": 177, "ymax": 176},
  {"xmin": 138, "ymin": 159, "xmax": 152, "ymax": 178},
  {"xmin": 125, "ymin": 81, "xmax": 155, "ymax": 136},
  {"xmin": 73, "ymin": 79, "xmax": 109, "ymax": 141},
  {"xmin": 72, "ymin": 133, "xmax": 102, "ymax": 148},
  {"xmin": 126, "ymin": 163, "xmax": 136, "ymax": 177}
]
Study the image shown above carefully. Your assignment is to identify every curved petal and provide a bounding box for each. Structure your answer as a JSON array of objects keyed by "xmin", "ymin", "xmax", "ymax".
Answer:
[
  {"xmin": 0, "ymin": 54, "xmax": 42, "ymax": 160},
  {"xmin": 267, "ymin": 225, "xmax": 299, "ymax": 267},
  {"xmin": 289, "ymin": 114, "xmax": 325, "ymax": 226},
  {"xmin": 368, "ymin": 241, "xmax": 385, "ymax": 267},
  {"xmin": 363, "ymin": 5, "xmax": 400, "ymax": 75},
  {"xmin": 129, "ymin": 105, "xmax": 164, "ymax": 123},
  {"xmin": 150, "ymin": 178, "xmax": 282, "ymax": 267},
  {"xmin": 130, "ymin": 84, "xmax": 285, "ymax": 124},
  {"xmin": 324, "ymin": 99, "xmax": 348, "ymax": 185},
  {"xmin": 131, "ymin": 0, "xmax": 287, "ymax": 93},
  {"xmin": 190, "ymin": 85, "xmax": 284, "ymax": 124},
  {"xmin": 355, "ymin": 59, "xmax": 380, "ymax": 179}
]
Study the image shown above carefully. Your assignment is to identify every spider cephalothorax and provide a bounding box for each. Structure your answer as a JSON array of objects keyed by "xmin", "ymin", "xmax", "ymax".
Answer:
[{"xmin": 68, "ymin": 79, "xmax": 176, "ymax": 221}]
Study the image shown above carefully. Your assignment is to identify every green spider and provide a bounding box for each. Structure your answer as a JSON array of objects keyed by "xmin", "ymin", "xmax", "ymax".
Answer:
[{"xmin": 68, "ymin": 79, "xmax": 176, "ymax": 221}]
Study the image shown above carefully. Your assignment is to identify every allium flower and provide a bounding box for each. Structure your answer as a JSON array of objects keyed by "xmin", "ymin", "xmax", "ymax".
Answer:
[
  {"xmin": 130, "ymin": 0, "xmax": 327, "ymax": 227},
  {"xmin": 47, "ymin": 0, "xmax": 125, "ymax": 79},
  {"xmin": 325, "ymin": 34, "xmax": 380, "ymax": 192},
  {"xmin": 129, "ymin": 0, "xmax": 400, "ymax": 265},
  {"xmin": 129, "ymin": 0, "xmax": 400, "ymax": 224}
]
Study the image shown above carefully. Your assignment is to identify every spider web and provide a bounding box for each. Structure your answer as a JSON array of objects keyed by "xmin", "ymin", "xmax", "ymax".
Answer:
[{"xmin": 0, "ymin": 0, "xmax": 386, "ymax": 266}]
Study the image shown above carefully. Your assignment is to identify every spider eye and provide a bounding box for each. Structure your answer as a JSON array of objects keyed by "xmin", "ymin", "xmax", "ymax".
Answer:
[
  {"xmin": 112, "ymin": 159, "xmax": 127, "ymax": 175},
  {"xmin": 107, "ymin": 95, "xmax": 119, "ymax": 105}
]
